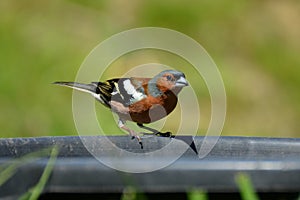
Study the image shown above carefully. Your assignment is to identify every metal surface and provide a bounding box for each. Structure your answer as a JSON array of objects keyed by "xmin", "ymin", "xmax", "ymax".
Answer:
[{"xmin": 0, "ymin": 136, "xmax": 300, "ymax": 198}]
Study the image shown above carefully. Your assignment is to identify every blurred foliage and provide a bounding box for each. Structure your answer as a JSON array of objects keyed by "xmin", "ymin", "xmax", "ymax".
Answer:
[
  {"xmin": 235, "ymin": 173, "xmax": 259, "ymax": 200},
  {"xmin": 0, "ymin": 146, "xmax": 57, "ymax": 199},
  {"xmin": 187, "ymin": 188, "xmax": 208, "ymax": 200},
  {"xmin": 19, "ymin": 147, "xmax": 58, "ymax": 200},
  {"xmin": 0, "ymin": 0, "xmax": 299, "ymax": 138}
]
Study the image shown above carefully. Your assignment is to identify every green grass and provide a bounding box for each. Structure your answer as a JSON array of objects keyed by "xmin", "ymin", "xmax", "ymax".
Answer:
[
  {"xmin": 0, "ymin": 147, "xmax": 55, "ymax": 187},
  {"xmin": 19, "ymin": 147, "xmax": 59, "ymax": 200},
  {"xmin": 187, "ymin": 188, "xmax": 208, "ymax": 200},
  {"xmin": 187, "ymin": 173, "xmax": 259, "ymax": 200},
  {"xmin": 120, "ymin": 186, "xmax": 138, "ymax": 200},
  {"xmin": 2, "ymin": 154, "xmax": 298, "ymax": 200},
  {"xmin": 235, "ymin": 173, "xmax": 259, "ymax": 200},
  {"xmin": 0, "ymin": 146, "xmax": 59, "ymax": 200},
  {"xmin": 119, "ymin": 173, "xmax": 260, "ymax": 200}
]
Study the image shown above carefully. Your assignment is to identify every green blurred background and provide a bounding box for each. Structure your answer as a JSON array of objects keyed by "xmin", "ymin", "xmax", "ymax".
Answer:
[{"xmin": 0, "ymin": 0, "xmax": 299, "ymax": 138}]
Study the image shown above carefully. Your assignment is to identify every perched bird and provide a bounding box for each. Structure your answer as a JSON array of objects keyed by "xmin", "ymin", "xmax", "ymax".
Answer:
[{"xmin": 54, "ymin": 70, "xmax": 196, "ymax": 152}]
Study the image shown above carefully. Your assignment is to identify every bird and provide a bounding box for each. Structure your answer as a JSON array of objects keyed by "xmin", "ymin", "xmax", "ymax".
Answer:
[{"xmin": 54, "ymin": 69, "xmax": 197, "ymax": 153}]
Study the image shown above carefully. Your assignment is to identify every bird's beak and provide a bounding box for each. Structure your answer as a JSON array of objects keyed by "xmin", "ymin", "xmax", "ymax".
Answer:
[{"xmin": 175, "ymin": 76, "xmax": 189, "ymax": 87}]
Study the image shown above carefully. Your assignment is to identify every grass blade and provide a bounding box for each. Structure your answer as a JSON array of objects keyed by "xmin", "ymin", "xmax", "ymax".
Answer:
[
  {"xmin": 187, "ymin": 188, "xmax": 208, "ymax": 200},
  {"xmin": 235, "ymin": 173, "xmax": 259, "ymax": 200},
  {"xmin": 28, "ymin": 146, "xmax": 58, "ymax": 200},
  {"xmin": 0, "ymin": 164, "xmax": 19, "ymax": 187},
  {"xmin": 121, "ymin": 186, "xmax": 137, "ymax": 200},
  {"xmin": 0, "ymin": 147, "xmax": 53, "ymax": 187}
]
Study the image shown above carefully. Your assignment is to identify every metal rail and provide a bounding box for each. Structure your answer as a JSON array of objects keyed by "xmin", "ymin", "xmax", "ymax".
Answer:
[{"xmin": 0, "ymin": 136, "xmax": 300, "ymax": 198}]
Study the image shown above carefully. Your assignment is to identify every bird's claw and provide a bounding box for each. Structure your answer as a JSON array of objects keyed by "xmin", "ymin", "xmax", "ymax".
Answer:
[
  {"xmin": 136, "ymin": 136, "xmax": 143, "ymax": 149},
  {"xmin": 139, "ymin": 141, "xmax": 143, "ymax": 149},
  {"xmin": 130, "ymin": 134, "xmax": 143, "ymax": 149}
]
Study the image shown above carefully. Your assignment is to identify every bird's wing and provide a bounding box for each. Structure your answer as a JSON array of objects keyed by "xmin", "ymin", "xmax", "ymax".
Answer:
[
  {"xmin": 91, "ymin": 79, "xmax": 118, "ymax": 107},
  {"xmin": 93, "ymin": 77, "xmax": 149, "ymax": 107}
]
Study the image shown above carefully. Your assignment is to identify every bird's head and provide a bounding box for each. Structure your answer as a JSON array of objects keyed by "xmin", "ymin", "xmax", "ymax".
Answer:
[{"xmin": 149, "ymin": 70, "xmax": 189, "ymax": 96}]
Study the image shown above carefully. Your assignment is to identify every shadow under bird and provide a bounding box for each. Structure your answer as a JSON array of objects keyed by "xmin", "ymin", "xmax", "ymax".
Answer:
[{"xmin": 54, "ymin": 69, "xmax": 198, "ymax": 154}]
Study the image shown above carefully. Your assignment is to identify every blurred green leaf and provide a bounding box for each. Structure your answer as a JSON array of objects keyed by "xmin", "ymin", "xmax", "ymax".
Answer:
[
  {"xmin": 121, "ymin": 186, "xmax": 137, "ymax": 200},
  {"xmin": 18, "ymin": 146, "xmax": 59, "ymax": 200},
  {"xmin": 187, "ymin": 188, "xmax": 208, "ymax": 200},
  {"xmin": 235, "ymin": 173, "xmax": 259, "ymax": 200},
  {"xmin": 0, "ymin": 147, "xmax": 53, "ymax": 187}
]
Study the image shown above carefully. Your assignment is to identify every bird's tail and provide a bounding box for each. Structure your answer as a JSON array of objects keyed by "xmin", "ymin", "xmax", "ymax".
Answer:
[
  {"xmin": 53, "ymin": 81, "xmax": 98, "ymax": 94},
  {"xmin": 53, "ymin": 81, "xmax": 113, "ymax": 107}
]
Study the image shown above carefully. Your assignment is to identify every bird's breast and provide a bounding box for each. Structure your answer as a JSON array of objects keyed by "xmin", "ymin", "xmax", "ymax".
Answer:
[{"xmin": 126, "ymin": 91, "xmax": 178, "ymax": 124}]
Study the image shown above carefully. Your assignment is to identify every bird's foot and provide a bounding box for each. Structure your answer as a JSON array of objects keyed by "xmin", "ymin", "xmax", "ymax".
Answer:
[
  {"xmin": 119, "ymin": 121, "xmax": 143, "ymax": 149},
  {"xmin": 129, "ymin": 132, "xmax": 143, "ymax": 149}
]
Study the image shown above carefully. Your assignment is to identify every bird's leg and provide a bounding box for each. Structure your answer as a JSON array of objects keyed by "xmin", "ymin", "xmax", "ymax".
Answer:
[
  {"xmin": 118, "ymin": 120, "xmax": 143, "ymax": 149},
  {"xmin": 137, "ymin": 123, "xmax": 172, "ymax": 137}
]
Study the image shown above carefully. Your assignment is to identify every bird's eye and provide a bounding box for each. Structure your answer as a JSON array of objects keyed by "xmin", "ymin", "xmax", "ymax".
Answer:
[{"xmin": 166, "ymin": 75, "xmax": 172, "ymax": 81}]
